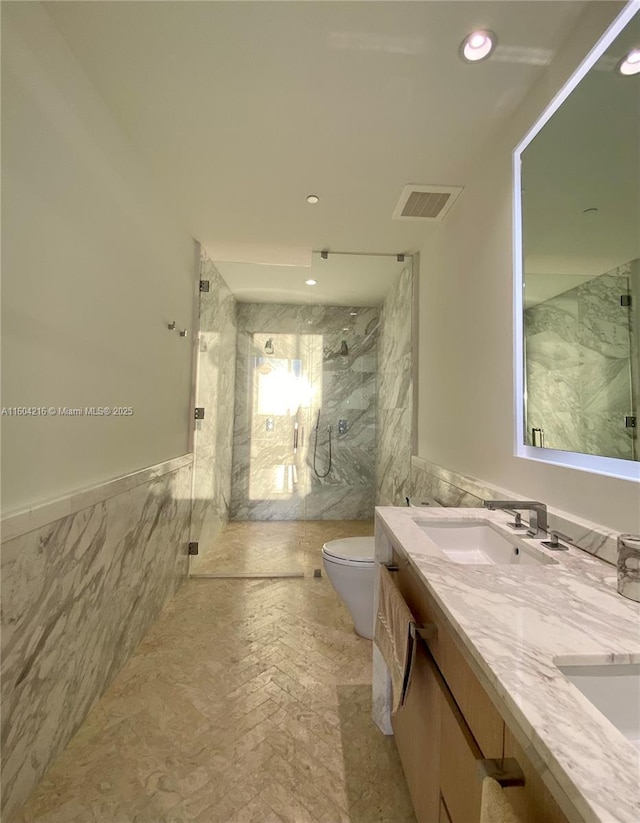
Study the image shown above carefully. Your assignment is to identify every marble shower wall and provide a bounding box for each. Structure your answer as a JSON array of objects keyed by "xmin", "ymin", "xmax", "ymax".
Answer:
[
  {"xmin": 231, "ymin": 303, "xmax": 378, "ymax": 520},
  {"xmin": 376, "ymin": 265, "xmax": 414, "ymax": 506},
  {"xmin": 525, "ymin": 260, "xmax": 638, "ymax": 461},
  {"xmin": 1, "ymin": 458, "xmax": 192, "ymax": 822},
  {"xmin": 190, "ymin": 250, "xmax": 237, "ymax": 564}
]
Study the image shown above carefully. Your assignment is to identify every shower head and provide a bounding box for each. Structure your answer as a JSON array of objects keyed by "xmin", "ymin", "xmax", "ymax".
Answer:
[
  {"xmin": 264, "ymin": 338, "xmax": 274, "ymax": 356},
  {"xmin": 340, "ymin": 340, "xmax": 349, "ymax": 356}
]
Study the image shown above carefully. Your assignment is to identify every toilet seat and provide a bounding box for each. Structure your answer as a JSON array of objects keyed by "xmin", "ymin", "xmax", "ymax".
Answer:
[{"xmin": 322, "ymin": 537, "xmax": 375, "ymax": 567}]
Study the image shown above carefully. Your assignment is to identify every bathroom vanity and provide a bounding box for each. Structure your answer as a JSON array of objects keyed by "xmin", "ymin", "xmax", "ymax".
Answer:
[{"xmin": 373, "ymin": 507, "xmax": 640, "ymax": 823}]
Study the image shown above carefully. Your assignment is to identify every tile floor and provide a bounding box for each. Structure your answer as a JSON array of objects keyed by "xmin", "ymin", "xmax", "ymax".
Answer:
[
  {"xmin": 15, "ymin": 522, "xmax": 416, "ymax": 823},
  {"xmin": 190, "ymin": 520, "xmax": 376, "ymax": 576}
]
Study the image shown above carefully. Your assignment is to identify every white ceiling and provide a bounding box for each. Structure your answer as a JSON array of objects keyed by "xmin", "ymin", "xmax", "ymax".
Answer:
[{"xmin": 45, "ymin": 0, "xmax": 592, "ymax": 302}]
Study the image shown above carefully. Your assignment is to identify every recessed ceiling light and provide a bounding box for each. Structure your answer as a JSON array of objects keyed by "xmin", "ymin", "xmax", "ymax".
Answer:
[
  {"xmin": 617, "ymin": 48, "xmax": 640, "ymax": 76},
  {"xmin": 349, "ymin": 311, "xmax": 358, "ymax": 316},
  {"xmin": 459, "ymin": 30, "xmax": 497, "ymax": 63},
  {"xmin": 343, "ymin": 327, "xmax": 350, "ymax": 332},
  {"xmin": 306, "ymin": 195, "xmax": 319, "ymax": 204},
  {"xmin": 305, "ymin": 279, "xmax": 317, "ymax": 286}
]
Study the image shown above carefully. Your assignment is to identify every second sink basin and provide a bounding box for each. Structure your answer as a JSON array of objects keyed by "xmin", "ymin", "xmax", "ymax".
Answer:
[
  {"xmin": 415, "ymin": 520, "xmax": 557, "ymax": 566},
  {"xmin": 557, "ymin": 662, "xmax": 640, "ymax": 752}
]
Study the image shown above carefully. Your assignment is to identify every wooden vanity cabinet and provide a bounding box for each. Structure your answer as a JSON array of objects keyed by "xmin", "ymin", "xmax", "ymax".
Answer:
[
  {"xmin": 389, "ymin": 552, "xmax": 571, "ymax": 823},
  {"xmin": 392, "ymin": 640, "xmax": 442, "ymax": 821}
]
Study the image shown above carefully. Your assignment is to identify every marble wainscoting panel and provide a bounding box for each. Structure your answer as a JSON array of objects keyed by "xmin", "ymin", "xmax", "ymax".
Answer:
[
  {"xmin": 409, "ymin": 455, "xmax": 621, "ymax": 565},
  {"xmin": 525, "ymin": 262, "xmax": 637, "ymax": 460},
  {"xmin": 376, "ymin": 265, "xmax": 414, "ymax": 506},
  {"xmin": 190, "ymin": 250, "xmax": 237, "ymax": 566},
  {"xmin": 410, "ymin": 456, "xmax": 485, "ymax": 507},
  {"xmin": 1, "ymin": 454, "xmax": 193, "ymax": 544},
  {"xmin": 1, "ymin": 463, "xmax": 192, "ymax": 822},
  {"xmin": 231, "ymin": 303, "xmax": 378, "ymax": 521}
]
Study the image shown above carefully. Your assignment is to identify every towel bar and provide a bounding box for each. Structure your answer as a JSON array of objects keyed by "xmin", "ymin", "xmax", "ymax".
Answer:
[{"xmin": 477, "ymin": 758, "xmax": 525, "ymax": 788}]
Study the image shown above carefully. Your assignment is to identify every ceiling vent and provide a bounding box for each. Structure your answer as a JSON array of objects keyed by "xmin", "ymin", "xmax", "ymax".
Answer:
[{"xmin": 392, "ymin": 184, "xmax": 463, "ymax": 222}]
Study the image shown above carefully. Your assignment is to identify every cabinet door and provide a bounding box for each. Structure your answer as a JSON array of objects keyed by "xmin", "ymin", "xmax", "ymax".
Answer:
[
  {"xmin": 392, "ymin": 642, "xmax": 441, "ymax": 823},
  {"xmin": 502, "ymin": 728, "xmax": 570, "ymax": 823}
]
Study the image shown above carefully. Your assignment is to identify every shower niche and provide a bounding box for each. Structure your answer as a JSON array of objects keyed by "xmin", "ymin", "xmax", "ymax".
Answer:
[{"xmin": 230, "ymin": 304, "xmax": 379, "ymax": 520}]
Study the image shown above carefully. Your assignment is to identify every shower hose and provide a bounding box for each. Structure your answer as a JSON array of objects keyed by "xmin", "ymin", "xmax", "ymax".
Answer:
[{"xmin": 313, "ymin": 411, "xmax": 332, "ymax": 478}]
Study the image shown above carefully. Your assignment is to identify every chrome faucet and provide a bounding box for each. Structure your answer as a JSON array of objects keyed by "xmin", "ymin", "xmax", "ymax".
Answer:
[{"xmin": 483, "ymin": 500, "xmax": 548, "ymax": 538}]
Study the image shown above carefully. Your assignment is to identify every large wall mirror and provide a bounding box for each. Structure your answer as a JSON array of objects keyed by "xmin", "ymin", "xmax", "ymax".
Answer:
[{"xmin": 514, "ymin": 2, "xmax": 639, "ymax": 481}]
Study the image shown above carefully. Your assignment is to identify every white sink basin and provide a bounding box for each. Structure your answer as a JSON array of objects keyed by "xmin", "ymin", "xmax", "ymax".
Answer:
[
  {"xmin": 415, "ymin": 521, "xmax": 556, "ymax": 566},
  {"xmin": 558, "ymin": 662, "xmax": 640, "ymax": 751}
]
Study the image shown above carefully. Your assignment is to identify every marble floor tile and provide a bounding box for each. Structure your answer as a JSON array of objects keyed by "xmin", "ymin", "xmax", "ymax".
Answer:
[
  {"xmin": 14, "ymin": 522, "xmax": 415, "ymax": 823},
  {"xmin": 190, "ymin": 518, "xmax": 374, "ymax": 575}
]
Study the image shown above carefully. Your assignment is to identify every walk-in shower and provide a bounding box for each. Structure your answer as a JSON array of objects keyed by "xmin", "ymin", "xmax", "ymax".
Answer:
[{"xmin": 189, "ymin": 250, "xmax": 415, "ymax": 576}]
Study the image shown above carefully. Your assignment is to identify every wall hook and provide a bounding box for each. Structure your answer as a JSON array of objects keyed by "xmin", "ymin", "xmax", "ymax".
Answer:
[
  {"xmin": 168, "ymin": 321, "xmax": 176, "ymax": 330},
  {"xmin": 179, "ymin": 329, "xmax": 188, "ymax": 337}
]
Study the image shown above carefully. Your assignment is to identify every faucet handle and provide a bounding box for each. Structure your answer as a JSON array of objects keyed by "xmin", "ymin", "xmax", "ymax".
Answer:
[
  {"xmin": 507, "ymin": 512, "xmax": 526, "ymax": 530},
  {"xmin": 541, "ymin": 530, "xmax": 573, "ymax": 550}
]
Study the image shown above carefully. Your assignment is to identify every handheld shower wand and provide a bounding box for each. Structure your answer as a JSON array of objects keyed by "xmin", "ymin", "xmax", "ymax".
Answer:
[{"xmin": 313, "ymin": 408, "xmax": 332, "ymax": 478}]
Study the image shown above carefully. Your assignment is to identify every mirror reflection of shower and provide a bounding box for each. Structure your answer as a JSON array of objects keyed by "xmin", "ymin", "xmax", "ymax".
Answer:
[{"xmin": 313, "ymin": 408, "xmax": 332, "ymax": 478}]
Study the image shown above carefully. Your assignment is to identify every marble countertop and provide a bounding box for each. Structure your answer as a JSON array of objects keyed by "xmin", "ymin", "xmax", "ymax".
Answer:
[{"xmin": 374, "ymin": 506, "xmax": 640, "ymax": 823}]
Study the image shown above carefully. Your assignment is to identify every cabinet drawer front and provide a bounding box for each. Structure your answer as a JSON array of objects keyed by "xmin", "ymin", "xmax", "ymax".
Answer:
[{"xmin": 392, "ymin": 553, "xmax": 504, "ymax": 758}]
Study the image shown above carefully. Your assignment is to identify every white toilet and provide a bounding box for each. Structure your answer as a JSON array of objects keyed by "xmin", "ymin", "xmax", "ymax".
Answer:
[{"xmin": 322, "ymin": 537, "xmax": 376, "ymax": 639}]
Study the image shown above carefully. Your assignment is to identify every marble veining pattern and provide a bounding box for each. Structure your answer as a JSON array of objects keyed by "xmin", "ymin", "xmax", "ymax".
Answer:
[
  {"xmin": 190, "ymin": 250, "xmax": 237, "ymax": 568},
  {"xmin": 617, "ymin": 533, "xmax": 640, "ymax": 602},
  {"xmin": 525, "ymin": 261, "xmax": 638, "ymax": 461},
  {"xmin": 1, "ymin": 464, "xmax": 192, "ymax": 822},
  {"xmin": 373, "ymin": 506, "xmax": 640, "ymax": 823},
  {"xmin": 231, "ymin": 303, "xmax": 378, "ymax": 521},
  {"xmin": 409, "ymin": 455, "xmax": 627, "ymax": 565},
  {"xmin": 376, "ymin": 266, "xmax": 414, "ymax": 507}
]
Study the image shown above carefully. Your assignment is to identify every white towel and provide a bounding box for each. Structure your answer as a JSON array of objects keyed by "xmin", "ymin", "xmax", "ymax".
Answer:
[
  {"xmin": 480, "ymin": 777, "xmax": 523, "ymax": 823},
  {"xmin": 374, "ymin": 565, "xmax": 415, "ymax": 714}
]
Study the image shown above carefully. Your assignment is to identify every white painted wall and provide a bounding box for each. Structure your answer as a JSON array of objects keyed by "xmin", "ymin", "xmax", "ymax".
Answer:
[
  {"xmin": 416, "ymin": 3, "xmax": 640, "ymax": 533},
  {"xmin": 1, "ymin": 3, "xmax": 197, "ymax": 513}
]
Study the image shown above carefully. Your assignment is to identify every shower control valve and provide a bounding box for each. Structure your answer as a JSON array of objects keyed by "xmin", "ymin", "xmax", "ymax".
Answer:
[{"xmin": 338, "ymin": 419, "xmax": 348, "ymax": 435}]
